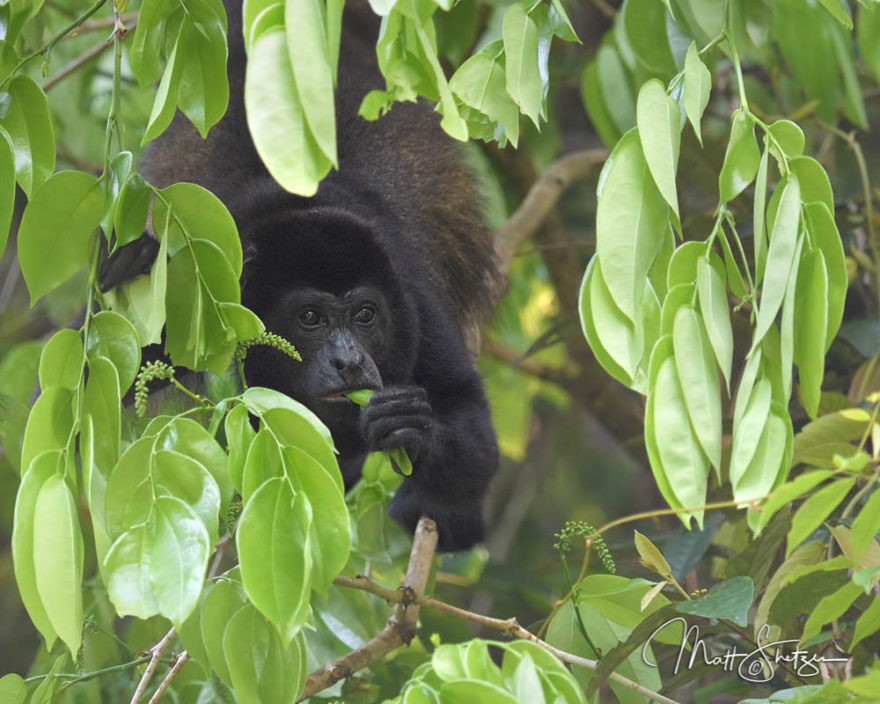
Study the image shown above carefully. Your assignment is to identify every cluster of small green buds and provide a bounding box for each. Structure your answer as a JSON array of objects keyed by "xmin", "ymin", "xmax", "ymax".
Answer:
[
  {"xmin": 234, "ymin": 332, "xmax": 301, "ymax": 362},
  {"xmin": 133, "ymin": 360, "xmax": 176, "ymax": 417},
  {"xmin": 553, "ymin": 520, "xmax": 616, "ymax": 574}
]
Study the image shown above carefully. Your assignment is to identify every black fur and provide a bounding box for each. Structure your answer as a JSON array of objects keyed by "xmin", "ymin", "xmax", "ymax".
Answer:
[{"xmin": 135, "ymin": 0, "xmax": 501, "ymax": 551}]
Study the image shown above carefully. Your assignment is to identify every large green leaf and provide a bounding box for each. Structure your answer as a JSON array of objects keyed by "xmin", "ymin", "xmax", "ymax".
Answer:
[
  {"xmin": 237, "ymin": 477, "xmax": 312, "ymax": 643},
  {"xmin": 753, "ymin": 176, "xmax": 801, "ymax": 348},
  {"xmin": 637, "ymin": 79, "xmax": 681, "ymax": 223},
  {"xmin": 33, "ymin": 474, "xmax": 84, "ymax": 655},
  {"xmin": 595, "ymin": 129, "xmax": 668, "ymax": 323},
  {"xmin": 18, "ymin": 171, "xmax": 104, "ymax": 305},
  {"xmin": 682, "ymin": 42, "xmax": 711, "ymax": 145},
  {"xmin": 285, "ymin": 0, "xmax": 336, "ymax": 164},
  {"xmin": 0, "ymin": 75, "xmax": 55, "ymax": 196},
  {"xmin": 718, "ymin": 109, "xmax": 760, "ymax": 204},
  {"xmin": 502, "ymin": 3, "xmax": 542, "ymax": 127},
  {"xmin": 245, "ymin": 28, "xmax": 331, "ymax": 195},
  {"xmin": 672, "ymin": 306, "xmax": 722, "ymax": 473},
  {"xmin": 793, "ymin": 249, "xmax": 828, "ymax": 419}
]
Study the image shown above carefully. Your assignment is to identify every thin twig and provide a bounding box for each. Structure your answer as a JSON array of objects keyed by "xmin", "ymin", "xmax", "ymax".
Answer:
[
  {"xmin": 43, "ymin": 35, "xmax": 112, "ymax": 91},
  {"xmin": 78, "ymin": 10, "xmax": 137, "ymax": 32},
  {"xmin": 494, "ymin": 149, "xmax": 607, "ymax": 268},
  {"xmin": 330, "ymin": 570, "xmax": 680, "ymax": 704},
  {"xmin": 483, "ymin": 339, "xmax": 579, "ymax": 387},
  {"xmin": 147, "ymin": 652, "xmax": 190, "ymax": 704},
  {"xmin": 129, "ymin": 628, "xmax": 176, "ymax": 704},
  {"xmin": 298, "ymin": 517, "xmax": 438, "ymax": 700}
]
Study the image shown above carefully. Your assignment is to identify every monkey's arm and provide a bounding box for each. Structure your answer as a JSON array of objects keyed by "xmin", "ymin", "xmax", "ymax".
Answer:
[{"xmin": 360, "ymin": 315, "xmax": 498, "ymax": 551}]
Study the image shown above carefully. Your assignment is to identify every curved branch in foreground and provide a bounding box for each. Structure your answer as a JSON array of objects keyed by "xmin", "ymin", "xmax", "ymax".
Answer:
[
  {"xmin": 297, "ymin": 517, "xmax": 439, "ymax": 701},
  {"xmin": 301, "ymin": 517, "xmax": 678, "ymax": 704},
  {"xmin": 494, "ymin": 148, "xmax": 608, "ymax": 271}
]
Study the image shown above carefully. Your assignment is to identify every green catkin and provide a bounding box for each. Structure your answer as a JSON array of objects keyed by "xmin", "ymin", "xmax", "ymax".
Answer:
[
  {"xmin": 553, "ymin": 520, "xmax": 616, "ymax": 574},
  {"xmin": 234, "ymin": 332, "xmax": 301, "ymax": 362},
  {"xmin": 133, "ymin": 361, "xmax": 176, "ymax": 417}
]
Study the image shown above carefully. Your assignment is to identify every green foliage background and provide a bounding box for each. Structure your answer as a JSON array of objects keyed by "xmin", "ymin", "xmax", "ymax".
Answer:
[{"xmin": 1, "ymin": 0, "xmax": 880, "ymax": 702}]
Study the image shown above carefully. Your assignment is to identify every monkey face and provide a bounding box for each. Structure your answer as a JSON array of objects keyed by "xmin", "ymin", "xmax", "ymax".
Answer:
[{"xmin": 244, "ymin": 284, "xmax": 392, "ymax": 429}]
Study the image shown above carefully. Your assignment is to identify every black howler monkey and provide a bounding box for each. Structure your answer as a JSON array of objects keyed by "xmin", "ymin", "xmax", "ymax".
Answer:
[{"xmin": 131, "ymin": 0, "xmax": 502, "ymax": 551}]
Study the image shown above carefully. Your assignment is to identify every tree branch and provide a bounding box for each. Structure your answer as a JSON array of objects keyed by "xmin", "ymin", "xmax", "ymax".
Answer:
[
  {"xmin": 147, "ymin": 652, "xmax": 189, "ymax": 704},
  {"xmin": 482, "ymin": 339, "xmax": 579, "ymax": 387},
  {"xmin": 298, "ymin": 517, "xmax": 439, "ymax": 701},
  {"xmin": 494, "ymin": 148, "xmax": 607, "ymax": 269},
  {"xmin": 129, "ymin": 628, "xmax": 176, "ymax": 704},
  {"xmin": 328, "ymin": 570, "xmax": 680, "ymax": 704}
]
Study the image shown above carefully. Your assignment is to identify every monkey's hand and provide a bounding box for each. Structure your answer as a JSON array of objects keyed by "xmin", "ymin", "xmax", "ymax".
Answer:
[{"xmin": 359, "ymin": 386, "xmax": 433, "ymax": 461}]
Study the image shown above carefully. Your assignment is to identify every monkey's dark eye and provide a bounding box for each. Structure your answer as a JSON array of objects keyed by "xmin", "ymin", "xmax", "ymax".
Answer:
[
  {"xmin": 355, "ymin": 306, "xmax": 375, "ymax": 325},
  {"xmin": 299, "ymin": 308, "xmax": 321, "ymax": 327}
]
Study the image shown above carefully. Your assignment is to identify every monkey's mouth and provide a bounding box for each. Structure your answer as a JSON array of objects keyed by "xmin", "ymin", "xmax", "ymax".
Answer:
[{"xmin": 319, "ymin": 390, "xmax": 361, "ymax": 403}]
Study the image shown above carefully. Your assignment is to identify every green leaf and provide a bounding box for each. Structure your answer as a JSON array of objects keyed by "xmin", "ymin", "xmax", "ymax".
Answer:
[
  {"xmin": 673, "ymin": 306, "xmax": 722, "ymax": 472},
  {"xmin": 142, "ymin": 25, "xmax": 187, "ymax": 144},
  {"xmin": 285, "ymin": 0, "xmax": 337, "ymax": 164},
  {"xmin": 676, "ymin": 576, "xmax": 754, "ymax": 626},
  {"xmin": 38, "ymin": 329, "xmax": 83, "ymax": 391},
  {"xmin": 11, "ymin": 451, "xmax": 62, "ymax": 648},
  {"xmin": 0, "ymin": 75, "xmax": 55, "ymax": 196},
  {"xmin": 730, "ymin": 377, "xmax": 772, "ymax": 491},
  {"xmin": 178, "ymin": 0, "xmax": 230, "ymax": 137},
  {"xmin": 237, "ymin": 477, "xmax": 312, "ymax": 643},
  {"xmin": 20, "ymin": 386, "xmax": 74, "ymax": 476},
  {"xmin": 154, "ymin": 450, "xmax": 222, "ymax": 544},
  {"xmin": 449, "ymin": 49, "xmax": 520, "ymax": 148},
  {"xmin": 438, "ymin": 681, "xmax": 519, "ymax": 704},
  {"xmin": 282, "ymin": 447, "xmax": 349, "ymax": 591},
  {"xmin": 649, "ymin": 346, "xmax": 709, "ymax": 527},
  {"xmin": 86, "ymin": 310, "xmax": 141, "ymax": 391},
  {"xmin": 345, "ymin": 389, "xmax": 374, "ymax": 407},
  {"xmin": 622, "ymin": 0, "xmax": 676, "ymax": 77},
  {"xmin": 696, "ymin": 254, "xmax": 733, "ymax": 391},
  {"xmin": 787, "ymin": 477, "xmax": 857, "ymax": 556},
  {"xmin": 17, "ymin": 171, "xmax": 104, "ymax": 305},
  {"xmin": 801, "ymin": 580, "xmax": 862, "ymax": 645},
  {"xmin": 245, "ymin": 28, "xmax": 332, "ymax": 195},
  {"xmin": 734, "ymin": 408, "xmax": 790, "ymax": 503},
  {"xmin": 595, "ymin": 129, "xmax": 669, "ymax": 323},
  {"xmin": 793, "ymin": 249, "xmax": 829, "ymax": 419},
  {"xmin": 804, "ymin": 202, "xmax": 846, "ymax": 348},
  {"xmin": 682, "ymin": 42, "xmax": 711, "ymax": 145},
  {"xmin": 850, "ymin": 592, "xmax": 880, "ymax": 651},
  {"xmin": 223, "ymin": 604, "xmax": 307, "ymax": 704},
  {"xmin": 851, "ymin": 488, "xmax": 880, "ymax": 560},
  {"xmin": 637, "ymin": 79, "xmax": 681, "ymax": 223},
  {"xmin": 0, "ymin": 131, "xmax": 14, "ymax": 256},
  {"xmin": 753, "ymin": 176, "xmax": 801, "ymax": 348},
  {"xmin": 816, "ymin": 0, "xmax": 852, "ymax": 29},
  {"xmin": 789, "ymin": 156, "xmax": 833, "ymax": 213},
  {"xmin": 129, "ymin": 0, "xmax": 178, "ymax": 84},
  {"xmin": 792, "ymin": 407, "xmax": 868, "ymax": 467},
  {"xmin": 201, "ymin": 577, "xmax": 246, "ymax": 686},
  {"xmin": 225, "ymin": 404, "xmax": 256, "ymax": 494},
  {"xmin": 151, "ymin": 495, "xmax": 212, "ymax": 627},
  {"xmin": 104, "ymin": 523, "xmax": 159, "ymax": 620},
  {"xmin": 718, "ymin": 109, "xmax": 760, "ymax": 204},
  {"xmin": 33, "ymin": 474, "xmax": 84, "ymax": 655},
  {"xmin": 767, "ymin": 119, "xmax": 805, "ymax": 160},
  {"xmin": 83, "ymin": 356, "xmax": 121, "ymax": 480},
  {"xmin": 0, "ymin": 674, "xmax": 26, "ymax": 704},
  {"xmin": 753, "ymin": 470, "xmax": 834, "ymax": 536},
  {"xmin": 858, "ymin": 3, "xmax": 880, "ymax": 85},
  {"xmin": 105, "ymin": 438, "xmax": 155, "ymax": 538},
  {"xmin": 113, "ymin": 172, "xmax": 151, "ymax": 248},
  {"xmin": 591, "ymin": 44, "xmax": 635, "ymax": 140},
  {"xmin": 633, "ymin": 529, "xmax": 672, "ymax": 578},
  {"xmin": 753, "ymin": 148, "xmax": 769, "ymax": 285},
  {"xmin": 502, "ymin": 3, "xmax": 542, "ymax": 128}
]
